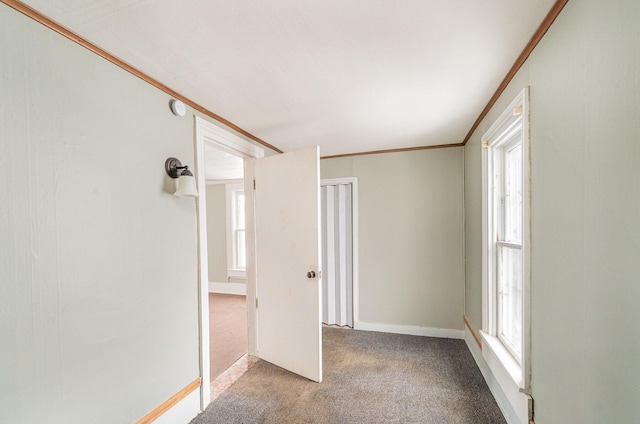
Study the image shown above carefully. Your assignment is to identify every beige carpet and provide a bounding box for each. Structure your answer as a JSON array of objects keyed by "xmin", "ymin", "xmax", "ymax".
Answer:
[
  {"xmin": 193, "ymin": 327, "xmax": 506, "ymax": 424},
  {"xmin": 209, "ymin": 293, "xmax": 247, "ymax": 381}
]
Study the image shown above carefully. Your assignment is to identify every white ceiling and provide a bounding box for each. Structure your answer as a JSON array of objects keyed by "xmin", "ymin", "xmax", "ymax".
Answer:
[
  {"xmin": 22, "ymin": 0, "xmax": 556, "ymax": 157},
  {"xmin": 203, "ymin": 143, "xmax": 244, "ymax": 181}
]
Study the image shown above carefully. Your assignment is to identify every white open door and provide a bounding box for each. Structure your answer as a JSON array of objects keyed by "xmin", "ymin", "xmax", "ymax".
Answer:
[{"xmin": 247, "ymin": 146, "xmax": 322, "ymax": 383}]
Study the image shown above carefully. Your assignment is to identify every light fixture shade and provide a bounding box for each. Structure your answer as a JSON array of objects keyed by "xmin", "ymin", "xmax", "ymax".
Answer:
[{"xmin": 174, "ymin": 174, "xmax": 199, "ymax": 197}]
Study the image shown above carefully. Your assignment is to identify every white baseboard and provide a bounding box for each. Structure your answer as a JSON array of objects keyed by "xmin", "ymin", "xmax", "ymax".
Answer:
[
  {"xmin": 208, "ymin": 282, "xmax": 246, "ymax": 295},
  {"xmin": 354, "ymin": 321, "xmax": 464, "ymax": 339},
  {"xmin": 464, "ymin": 325, "xmax": 525, "ymax": 424},
  {"xmin": 153, "ymin": 387, "xmax": 201, "ymax": 424}
]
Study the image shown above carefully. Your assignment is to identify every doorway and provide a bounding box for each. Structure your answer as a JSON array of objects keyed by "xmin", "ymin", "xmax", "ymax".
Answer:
[
  {"xmin": 194, "ymin": 117, "xmax": 264, "ymax": 407},
  {"xmin": 195, "ymin": 122, "xmax": 338, "ymax": 402},
  {"xmin": 204, "ymin": 177, "xmax": 248, "ymax": 395}
]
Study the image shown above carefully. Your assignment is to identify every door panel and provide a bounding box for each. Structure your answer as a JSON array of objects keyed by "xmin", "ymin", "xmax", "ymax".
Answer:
[{"xmin": 252, "ymin": 146, "xmax": 322, "ymax": 382}]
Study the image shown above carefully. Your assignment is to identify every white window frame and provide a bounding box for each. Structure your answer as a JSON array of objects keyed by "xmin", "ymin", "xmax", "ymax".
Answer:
[
  {"xmin": 481, "ymin": 88, "xmax": 531, "ymax": 395},
  {"xmin": 226, "ymin": 183, "xmax": 246, "ymax": 279}
]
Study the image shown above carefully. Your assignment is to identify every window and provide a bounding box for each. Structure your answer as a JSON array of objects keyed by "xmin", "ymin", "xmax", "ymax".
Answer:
[
  {"xmin": 494, "ymin": 129, "xmax": 523, "ymax": 363},
  {"xmin": 482, "ymin": 88, "xmax": 530, "ymax": 391},
  {"xmin": 226, "ymin": 183, "xmax": 246, "ymax": 278}
]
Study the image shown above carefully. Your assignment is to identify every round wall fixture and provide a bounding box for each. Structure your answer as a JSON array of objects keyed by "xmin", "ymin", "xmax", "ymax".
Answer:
[{"xmin": 170, "ymin": 99, "xmax": 187, "ymax": 116}]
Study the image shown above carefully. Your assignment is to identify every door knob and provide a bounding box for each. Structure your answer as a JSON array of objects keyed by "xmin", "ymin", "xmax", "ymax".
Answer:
[{"xmin": 306, "ymin": 271, "xmax": 316, "ymax": 279}]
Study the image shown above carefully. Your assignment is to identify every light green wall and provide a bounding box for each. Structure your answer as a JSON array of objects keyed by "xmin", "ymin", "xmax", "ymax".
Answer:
[
  {"xmin": 322, "ymin": 147, "xmax": 464, "ymax": 330},
  {"xmin": 464, "ymin": 1, "xmax": 640, "ymax": 422},
  {"xmin": 206, "ymin": 185, "xmax": 227, "ymax": 282},
  {"xmin": 0, "ymin": 5, "xmax": 197, "ymax": 422},
  {"xmin": 0, "ymin": 4, "xmax": 272, "ymax": 422}
]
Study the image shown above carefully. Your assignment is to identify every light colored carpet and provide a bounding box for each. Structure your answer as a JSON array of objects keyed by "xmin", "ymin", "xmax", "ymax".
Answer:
[
  {"xmin": 193, "ymin": 327, "xmax": 507, "ymax": 423},
  {"xmin": 209, "ymin": 293, "xmax": 247, "ymax": 381}
]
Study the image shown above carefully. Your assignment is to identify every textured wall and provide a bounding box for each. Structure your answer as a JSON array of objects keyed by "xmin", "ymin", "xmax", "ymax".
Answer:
[
  {"xmin": 322, "ymin": 147, "xmax": 464, "ymax": 331},
  {"xmin": 464, "ymin": 1, "xmax": 640, "ymax": 421},
  {"xmin": 2, "ymin": 4, "xmax": 201, "ymax": 422}
]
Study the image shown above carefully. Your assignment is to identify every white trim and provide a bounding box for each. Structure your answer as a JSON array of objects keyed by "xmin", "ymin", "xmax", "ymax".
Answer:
[
  {"xmin": 206, "ymin": 178, "xmax": 243, "ymax": 185},
  {"xmin": 351, "ymin": 180, "xmax": 360, "ymax": 329},
  {"xmin": 481, "ymin": 332, "xmax": 523, "ymax": 388},
  {"xmin": 195, "ymin": 117, "xmax": 265, "ymax": 160},
  {"xmin": 481, "ymin": 87, "xmax": 531, "ymax": 390},
  {"xmin": 194, "ymin": 118, "xmax": 211, "ymax": 408},
  {"xmin": 521, "ymin": 87, "xmax": 532, "ymax": 393},
  {"xmin": 320, "ymin": 177, "xmax": 359, "ymax": 328},
  {"xmin": 483, "ymin": 95, "xmax": 524, "ymax": 143},
  {"xmin": 354, "ymin": 321, "xmax": 464, "ymax": 339},
  {"xmin": 208, "ymin": 282, "xmax": 247, "ymax": 295},
  {"xmin": 481, "ymin": 139, "xmax": 491, "ymax": 332},
  {"xmin": 152, "ymin": 387, "xmax": 201, "ymax": 424},
  {"xmin": 464, "ymin": 327, "xmax": 525, "ymax": 424},
  {"xmin": 194, "ymin": 116, "xmax": 263, "ymax": 409},
  {"xmin": 481, "ymin": 331, "xmax": 531, "ymax": 423},
  {"xmin": 243, "ymin": 159, "xmax": 258, "ymax": 356}
]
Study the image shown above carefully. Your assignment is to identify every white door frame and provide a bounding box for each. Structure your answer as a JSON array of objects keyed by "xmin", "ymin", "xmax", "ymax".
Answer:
[
  {"xmin": 193, "ymin": 116, "xmax": 264, "ymax": 409},
  {"xmin": 320, "ymin": 177, "xmax": 359, "ymax": 327}
]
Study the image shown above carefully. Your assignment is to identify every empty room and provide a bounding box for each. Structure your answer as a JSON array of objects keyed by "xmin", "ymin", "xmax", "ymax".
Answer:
[{"xmin": 1, "ymin": 1, "xmax": 639, "ymax": 423}]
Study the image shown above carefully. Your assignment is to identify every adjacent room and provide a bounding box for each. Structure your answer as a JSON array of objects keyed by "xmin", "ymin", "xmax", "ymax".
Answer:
[
  {"xmin": 2, "ymin": 1, "xmax": 639, "ymax": 423},
  {"xmin": 202, "ymin": 145, "xmax": 250, "ymax": 398}
]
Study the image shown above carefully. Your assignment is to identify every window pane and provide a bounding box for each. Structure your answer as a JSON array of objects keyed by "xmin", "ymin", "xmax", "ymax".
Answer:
[
  {"xmin": 497, "ymin": 245, "xmax": 522, "ymax": 362},
  {"xmin": 236, "ymin": 230, "xmax": 246, "ymax": 269},
  {"xmin": 504, "ymin": 143, "xmax": 522, "ymax": 243}
]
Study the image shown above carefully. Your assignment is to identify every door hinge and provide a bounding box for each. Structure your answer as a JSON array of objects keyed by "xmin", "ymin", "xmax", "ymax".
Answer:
[
  {"xmin": 255, "ymin": 298, "xmax": 258, "ymax": 308},
  {"xmin": 253, "ymin": 179, "xmax": 256, "ymax": 190}
]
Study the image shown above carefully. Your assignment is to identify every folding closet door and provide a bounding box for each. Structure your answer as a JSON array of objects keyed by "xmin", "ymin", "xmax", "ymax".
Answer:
[{"xmin": 321, "ymin": 183, "xmax": 353, "ymax": 327}]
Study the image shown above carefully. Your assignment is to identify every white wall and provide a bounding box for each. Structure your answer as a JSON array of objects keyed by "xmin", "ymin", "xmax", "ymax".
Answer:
[
  {"xmin": 464, "ymin": 1, "xmax": 640, "ymax": 422},
  {"xmin": 206, "ymin": 184, "xmax": 227, "ymax": 282},
  {"xmin": 322, "ymin": 147, "xmax": 464, "ymax": 331},
  {"xmin": 0, "ymin": 4, "xmax": 273, "ymax": 422}
]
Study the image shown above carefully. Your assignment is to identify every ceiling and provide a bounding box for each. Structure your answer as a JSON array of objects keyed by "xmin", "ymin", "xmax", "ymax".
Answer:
[
  {"xmin": 20, "ymin": 0, "xmax": 556, "ymax": 157},
  {"xmin": 203, "ymin": 143, "xmax": 244, "ymax": 181}
]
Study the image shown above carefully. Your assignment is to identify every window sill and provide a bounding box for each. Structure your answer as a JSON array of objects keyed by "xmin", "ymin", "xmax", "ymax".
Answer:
[{"xmin": 480, "ymin": 331, "xmax": 523, "ymax": 389}]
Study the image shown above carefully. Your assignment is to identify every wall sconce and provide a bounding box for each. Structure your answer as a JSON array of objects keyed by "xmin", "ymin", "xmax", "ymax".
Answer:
[{"xmin": 165, "ymin": 157, "xmax": 199, "ymax": 197}]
